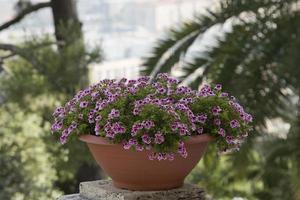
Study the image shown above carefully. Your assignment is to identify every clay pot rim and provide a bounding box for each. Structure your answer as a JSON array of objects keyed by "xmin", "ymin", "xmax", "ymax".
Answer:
[{"xmin": 79, "ymin": 134, "xmax": 214, "ymax": 146}]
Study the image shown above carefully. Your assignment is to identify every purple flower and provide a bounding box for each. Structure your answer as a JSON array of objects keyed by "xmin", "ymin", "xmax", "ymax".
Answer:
[
  {"xmin": 111, "ymin": 122, "xmax": 126, "ymax": 134},
  {"xmin": 109, "ymin": 109, "xmax": 120, "ymax": 119},
  {"xmin": 171, "ymin": 122, "xmax": 189, "ymax": 135},
  {"xmin": 196, "ymin": 113, "xmax": 207, "ymax": 124},
  {"xmin": 157, "ymin": 73, "xmax": 169, "ymax": 81},
  {"xmin": 51, "ymin": 121, "xmax": 63, "ymax": 132},
  {"xmin": 142, "ymin": 120, "xmax": 155, "ymax": 129},
  {"xmin": 142, "ymin": 134, "xmax": 151, "ymax": 144},
  {"xmin": 137, "ymin": 76, "xmax": 150, "ymax": 83},
  {"xmin": 136, "ymin": 144, "xmax": 144, "ymax": 151},
  {"xmin": 53, "ymin": 106, "xmax": 64, "ymax": 117},
  {"xmin": 60, "ymin": 135, "xmax": 67, "ymax": 144},
  {"xmin": 218, "ymin": 128, "xmax": 226, "ymax": 137},
  {"xmin": 197, "ymin": 127, "xmax": 204, "ymax": 134},
  {"xmin": 128, "ymin": 87, "xmax": 137, "ymax": 94},
  {"xmin": 95, "ymin": 100, "xmax": 107, "ymax": 110},
  {"xmin": 212, "ymin": 106, "xmax": 222, "ymax": 116},
  {"xmin": 95, "ymin": 115, "xmax": 102, "ymax": 122},
  {"xmin": 70, "ymin": 121, "xmax": 77, "ymax": 129},
  {"xmin": 226, "ymin": 135, "xmax": 234, "ymax": 144},
  {"xmin": 214, "ymin": 118, "xmax": 221, "ymax": 126},
  {"xmin": 91, "ymin": 92, "xmax": 99, "ymax": 99},
  {"xmin": 179, "ymin": 127, "xmax": 189, "ymax": 136},
  {"xmin": 128, "ymin": 79, "xmax": 137, "ymax": 85},
  {"xmin": 95, "ymin": 123, "xmax": 101, "ymax": 135},
  {"xmin": 157, "ymin": 153, "xmax": 166, "ymax": 161},
  {"xmin": 167, "ymin": 77, "xmax": 179, "ymax": 85},
  {"xmin": 154, "ymin": 132, "xmax": 165, "ymax": 144},
  {"xmin": 166, "ymin": 153, "xmax": 175, "ymax": 161},
  {"xmin": 176, "ymin": 86, "xmax": 189, "ymax": 94},
  {"xmin": 178, "ymin": 144, "xmax": 188, "ymax": 158},
  {"xmin": 148, "ymin": 152, "xmax": 156, "ymax": 160},
  {"xmin": 131, "ymin": 122, "xmax": 143, "ymax": 136},
  {"xmin": 214, "ymin": 84, "xmax": 222, "ymax": 91},
  {"xmin": 220, "ymin": 92, "xmax": 229, "ymax": 97},
  {"xmin": 80, "ymin": 101, "xmax": 89, "ymax": 108},
  {"xmin": 128, "ymin": 139, "xmax": 138, "ymax": 146},
  {"xmin": 230, "ymin": 119, "xmax": 240, "ymax": 128},
  {"xmin": 190, "ymin": 115, "xmax": 198, "ymax": 123},
  {"xmin": 88, "ymin": 110, "xmax": 96, "ymax": 123},
  {"xmin": 123, "ymin": 142, "xmax": 131, "ymax": 150},
  {"xmin": 60, "ymin": 129, "xmax": 71, "ymax": 144},
  {"xmin": 132, "ymin": 108, "xmax": 140, "ymax": 116},
  {"xmin": 199, "ymin": 84, "xmax": 213, "ymax": 97},
  {"xmin": 156, "ymin": 86, "xmax": 167, "ymax": 94},
  {"xmin": 245, "ymin": 114, "xmax": 253, "ymax": 122},
  {"xmin": 179, "ymin": 98, "xmax": 193, "ymax": 104}
]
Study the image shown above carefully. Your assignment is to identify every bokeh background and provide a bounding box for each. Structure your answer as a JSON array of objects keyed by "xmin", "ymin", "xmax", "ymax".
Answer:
[{"xmin": 0, "ymin": 0, "xmax": 299, "ymax": 199}]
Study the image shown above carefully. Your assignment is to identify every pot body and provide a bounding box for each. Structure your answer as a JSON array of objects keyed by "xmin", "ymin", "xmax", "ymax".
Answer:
[{"xmin": 79, "ymin": 134, "xmax": 213, "ymax": 191}]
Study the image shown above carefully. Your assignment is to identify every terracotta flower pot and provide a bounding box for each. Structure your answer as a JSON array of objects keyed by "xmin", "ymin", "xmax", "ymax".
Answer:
[{"xmin": 79, "ymin": 134, "xmax": 213, "ymax": 191}]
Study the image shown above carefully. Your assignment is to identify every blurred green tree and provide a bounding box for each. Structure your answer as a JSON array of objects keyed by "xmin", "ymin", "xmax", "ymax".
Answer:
[
  {"xmin": 0, "ymin": 0, "xmax": 103, "ymax": 198},
  {"xmin": 0, "ymin": 104, "xmax": 62, "ymax": 200},
  {"xmin": 143, "ymin": 0, "xmax": 300, "ymax": 199},
  {"xmin": 0, "ymin": 36, "xmax": 103, "ymax": 195}
]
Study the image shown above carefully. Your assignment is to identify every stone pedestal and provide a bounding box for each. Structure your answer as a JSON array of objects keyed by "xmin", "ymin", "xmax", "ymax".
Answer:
[{"xmin": 57, "ymin": 180, "xmax": 207, "ymax": 200}]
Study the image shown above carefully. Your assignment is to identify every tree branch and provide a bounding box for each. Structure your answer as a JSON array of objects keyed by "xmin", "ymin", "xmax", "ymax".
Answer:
[
  {"xmin": 0, "ymin": 42, "xmax": 60, "ymax": 70},
  {"xmin": 0, "ymin": 2, "xmax": 52, "ymax": 31},
  {"xmin": 0, "ymin": 43, "xmax": 39, "ymax": 67}
]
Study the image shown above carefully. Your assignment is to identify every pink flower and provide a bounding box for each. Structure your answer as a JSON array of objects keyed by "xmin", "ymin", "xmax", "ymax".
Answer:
[
  {"xmin": 123, "ymin": 142, "xmax": 131, "ymax": 150},
  {"xmin": 197, "ymin": 127, "xmax": 204, "ymax": 134},
  {"xmin": 166, "ymin": 153, "xmax": 175, "ymax": 161},
  {"xmin": 108, "ymin": 109, "xmax": 120, "ymax": 119},
  {"xmin": 142, "ymin": 134, "xmax": 151, "ymax": 144},
  {"xmin": 196, "ymin": 113, "xmax": 207, "ymax": 124},
  {"xmin": 154, "ymin": 132, "xmax": 165, "ymax": 144},
  {"xmin": 214, "ymin": 118, "xmax": 221, "ymax": 126},
  {"xmin": 80, "ymin": 101, "xmax": 89, "ymax": 108},
  {"xmin": 218, "ymin": 128, "xmax": 226, "ymax": 137},
  {"xmin": 214, "ymin": 84, "xmax": 222, "ymax": 91},
  {"xmin": 136, "ymin": 144, "xmax": 144, "ymax": 151},
  {"xmin": 148, "ymin": 152, "xmax": 156, "ymax": 160},
  {"xmin": 94, "ymin": 123, "xmax": 101, "ymax": 135},
  {"xmin": 226, "ymin": 135, "xmax": 234, "ymax": 144},
  {"xmin": 212, "ymin": 106, "xmax": 222, "ymax": 116},
  {"xmin": 230, "ymin": 119, "xmax": 240, "ymax": 128}
]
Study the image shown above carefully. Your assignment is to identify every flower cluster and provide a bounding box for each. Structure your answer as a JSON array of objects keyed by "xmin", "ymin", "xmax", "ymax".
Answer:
[{"xmin": 51, "ymin": 73, "xmax": 253, "ymax": 160}]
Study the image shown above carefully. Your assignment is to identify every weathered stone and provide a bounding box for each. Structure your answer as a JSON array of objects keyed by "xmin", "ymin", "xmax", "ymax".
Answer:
[
  {"xmin": 58, "ymin": 180, "xmax": 207, "ymax": 200},
  {"xmin": 57, "ymin": 194, "xmax": 87, "ymax": 200}
]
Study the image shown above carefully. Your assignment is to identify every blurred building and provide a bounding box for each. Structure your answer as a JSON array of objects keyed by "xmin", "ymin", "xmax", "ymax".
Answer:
[
  {"xmin": 89, "ymin": 58, "xmax": 140, "ymax": 82},
  {"xmin": 0, "ymin": 0, "xmax": 218, "ymax": 80}
]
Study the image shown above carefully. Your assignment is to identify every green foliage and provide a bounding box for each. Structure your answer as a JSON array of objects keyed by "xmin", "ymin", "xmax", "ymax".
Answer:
[
  {"xmin": 0, "ymin": 104, "xmax": 62, "ymax": 200},
  {"xmin": 1, "ymin": 35, "xmax": 102, "ymax": 100},
  {"xmin": 0, "ymin": 33, "xmax": 102, "ymax": 196},
  {"xmin": 143, "ymin": 0, "xmax": 300, "ymax": 198}
]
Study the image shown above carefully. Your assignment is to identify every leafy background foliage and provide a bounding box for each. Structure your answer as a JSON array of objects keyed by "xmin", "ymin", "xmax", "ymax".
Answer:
[
  {"xmin": 143, "ymin": 0, "xmax": 300, "ymax": 199},
  {"xmin": 0, "ymin": 33, "xmax": 103, "ymax": 198},
  {"xmin": 0, "ymin": 104, "xmax": 62, "ymax": 200}
]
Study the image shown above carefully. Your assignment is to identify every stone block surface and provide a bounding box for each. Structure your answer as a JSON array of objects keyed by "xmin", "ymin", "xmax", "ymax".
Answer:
[
  {"xmin": 57, "ymin": 194, "xmax": 87, "ymax": 200},
  {"xmin": 58, "ymin": 180, "xmax": 206, "ymax": 200}
]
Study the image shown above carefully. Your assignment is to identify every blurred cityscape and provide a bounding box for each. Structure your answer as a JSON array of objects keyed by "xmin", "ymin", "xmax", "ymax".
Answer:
[{"xmin": 0, "ymin": 0, "xmax": 217, "ymax": 81}]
